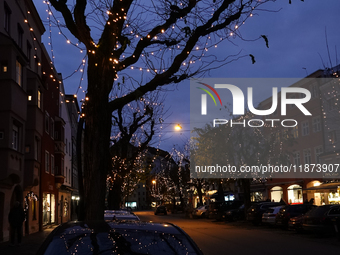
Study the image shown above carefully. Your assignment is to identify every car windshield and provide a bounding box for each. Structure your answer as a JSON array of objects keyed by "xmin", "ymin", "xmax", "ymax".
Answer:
[{"xmin": 43, "ymin": 223, "xmax": 199, "ymax": 255}]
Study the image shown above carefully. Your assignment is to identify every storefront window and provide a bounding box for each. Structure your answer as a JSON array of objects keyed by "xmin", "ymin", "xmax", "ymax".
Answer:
[
  {"xmin": 287, "ymin": 184, "xmax": 303, "ymax": 204},
  {"xmin": 43, "ymin": 193, "xmax": 55, "ymax": 225},
  {"xmin": 328, "ymin": 191, "xmax": 340, "ymax": 204},
  {"xmin": 51, "ymin": 194, "xmax": 55, "ymax": 223},
  {"xmin": 43, "ymin": 194, "xmax": 50, "ymax": 225},
  {"xmin": 271, "ymin": 186, "xmax": 283, "ymax": 202}
]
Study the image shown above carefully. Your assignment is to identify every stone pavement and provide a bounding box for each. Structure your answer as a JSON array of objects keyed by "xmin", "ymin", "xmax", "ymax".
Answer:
[{"xmin": 0, "ymin": 226, "xmax": 56, "ymax": 255}]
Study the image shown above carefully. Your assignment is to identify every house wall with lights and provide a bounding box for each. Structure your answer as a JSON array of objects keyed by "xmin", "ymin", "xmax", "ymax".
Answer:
[
  {"xmin": 0, "ymin": 0, "xmax": 46, "ymax": 241},
  {"xmin": 256, "ymin": 69, "xmax": 340, "ymax": 206},
  {"xmin": 0, "ymin": 0, "xmax": 81, "ymax": 241}
]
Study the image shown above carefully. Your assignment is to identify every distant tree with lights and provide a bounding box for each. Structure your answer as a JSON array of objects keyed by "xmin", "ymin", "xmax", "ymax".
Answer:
[{"xmin": 48, "ymin": 0, "xmax": 282, "ymax": 220}]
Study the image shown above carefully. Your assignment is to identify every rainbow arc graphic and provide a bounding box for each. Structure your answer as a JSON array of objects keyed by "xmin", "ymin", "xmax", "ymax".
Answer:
[{"xmin": 197, "ymin": 82, "xmax": 222, "ymax": 115}]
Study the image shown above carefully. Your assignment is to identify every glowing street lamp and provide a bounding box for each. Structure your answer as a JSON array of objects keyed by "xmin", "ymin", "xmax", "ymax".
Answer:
[{"xmin": 174, "ymin": 124, "xmax": 182, "ymax": 131}]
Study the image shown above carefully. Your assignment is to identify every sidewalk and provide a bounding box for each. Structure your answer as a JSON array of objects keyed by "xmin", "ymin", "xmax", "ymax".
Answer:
[{"xmin": 0, "ymin": 226, "xmax": 56, "ymax": 255}]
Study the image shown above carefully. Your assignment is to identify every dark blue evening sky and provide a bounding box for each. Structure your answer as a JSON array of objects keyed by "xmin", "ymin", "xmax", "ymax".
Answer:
[{"xmin": 33, "ymin": 0, "xmax": 340, "ymax": 152}]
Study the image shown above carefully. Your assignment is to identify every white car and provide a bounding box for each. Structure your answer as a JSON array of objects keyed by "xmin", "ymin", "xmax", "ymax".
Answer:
[
  {"xmin": 262, "ymin": 205, "xmax": 284, "ymax": 225},
  {"xmin": 193, "ymin": 205, "xmax": 209, "ymax": 218},
  {"xmin": 104, "ymin": 210, "xmax": 140, "ymax": 221}
]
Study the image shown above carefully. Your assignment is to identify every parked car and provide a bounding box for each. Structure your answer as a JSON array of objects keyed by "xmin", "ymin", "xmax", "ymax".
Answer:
[
  {"xmin": 36, "ymin": 221, "xmax": 204, "ymax": 255},
  {"xmin": 247, "ymin": 202, "xmax": 285, "ymax": 225},
  {"xmin": 302, "ymin": 204, "xmax": 340, "ymax": 235},
  {"xmin": 192, "ymin": 205, "xmax": 209, "ymax": 218},
  {"xmin": 104, "ymin": 209, "xmax": 134, "ymax": 221},
  {"xmin": 208, "ymin": 200, "xmax": 243, "ymax": 220},
  {"xmin": 154, "ymin": 205, "xmax": 167, "ymax": 215},
  {"xmin": 262, "ymin": 205, "xmax": 285, "ymax": 225},
  {"xmin": 288, "ymin": 215, "xmax": 304, "ymax": 232},
  {"xmin": 276, "ymin": 204, "xmax": 316, "ymax": 228},
  {"xmin": 223, "ymin": 204, "xmax": 245, "ymax": 222}
]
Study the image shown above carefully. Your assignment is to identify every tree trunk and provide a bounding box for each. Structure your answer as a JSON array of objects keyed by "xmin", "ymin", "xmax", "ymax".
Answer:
[
  {"xmin": 83, "ymin": 60, "xmax": 113, "ymax": 220},
  {"xmin": 197, "ymin": 180, "xmax": 203, "ymax": 206},
  {"xmin": 241, "ymin": 179, "xmax": 252, "ymax": 219},
  {"xmin": 108, "ymin": 180, "xmax": 123, "ymax": 210}
]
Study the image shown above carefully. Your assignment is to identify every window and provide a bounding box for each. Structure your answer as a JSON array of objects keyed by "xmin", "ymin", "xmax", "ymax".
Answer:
[
  {"xmin": 302, "ymin": 121, "xmax": 309, "ymax": 136},
  {"xmin": 27, "ymin": 42, "xmax": 32, "ymax": 66},
  {"xmin": 50, "ymin": 119, "xmax": 54, "ymax": 139},
  {"xmin": 66, "ymin": 139, "xmax": 68, "ymax": 153},
  {"xmin": 328, "ymin": 97, "xmax": 338, "ymax": 111},
  {"xmin": 69, "ymin": 168, "xmax": 71, "ymax": 184},
  {"xmin": 34, "ymin": 137, "xmax": 39, "ymax": 160},
  {"xmin": 293, "ymin": 151, "xmax": 300, "ymax": 166},
  {"xmin": 315, "ymin": 146, "xmax": 323, "ymax": 163},
  {"xmin": 45, "ymin": 112, "xmax": 49, "ymax": 133},
  {"xmin": 4, "ymin": 2, "xmax": 11, "ymax": 34},
  {"xmin": 330, "ymin": 131, "xmax": 337, "ymax": 144},
  {"xmin": 61, "ymin": 158, "xmax": 64, "ymax": 177},
  {"xmin": 2, "ymin": 61, "xmax": 8, "ymax": 73},
  {"xmin": 17, "ymin": 24, "xmax": 23, "ymax": 48},
  {"xmin": 45, "ymin": 151, "xmax": 50, "ymax": 173},
  {"xmin": 12, "ymin": 124, "xmax": 19, "ymax": 150},
  {"xmin": 291, "ymin": 126, "xmax": 298, "ymax": 138},
  {"xmin": 312, "ymin": 116, "xmax": 321, "ymax": 133},
  {"xmin": 310, "ymin": 84, "xmax": 318, "ymax": 98},
  {"xmin": 51, "ymin": 155, "xmax": 55, "ymax": 175},
  {"xmin": 16, "ymin": 60, "xmax": 22, "ymax": 86},
  {"xmin": 37, "ymin": 90, "xmax": 41, "ymax": 109},
  {"xmin": 303, "ymin": 149, "xmax": 311, "ymax": 164}
]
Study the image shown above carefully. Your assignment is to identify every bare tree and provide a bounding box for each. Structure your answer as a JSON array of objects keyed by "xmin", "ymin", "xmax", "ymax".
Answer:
[{"xmin": 48, "ymin": 0, "xmax": 280, "ymax": 220}]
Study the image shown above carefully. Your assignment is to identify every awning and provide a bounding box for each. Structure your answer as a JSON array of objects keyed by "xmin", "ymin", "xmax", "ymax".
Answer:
[{"xmin": 303, "ymin": 182, "xmax": 340, "ymax": 193}]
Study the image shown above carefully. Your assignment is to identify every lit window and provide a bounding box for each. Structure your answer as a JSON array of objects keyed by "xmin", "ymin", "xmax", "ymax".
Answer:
[
  {"xmin": 37, "ymin": 90, "xmax": 41, "ymax": 108},
  {"xmin": 16, "ymin": 60, "xmax": 22, "ymax": 86}
]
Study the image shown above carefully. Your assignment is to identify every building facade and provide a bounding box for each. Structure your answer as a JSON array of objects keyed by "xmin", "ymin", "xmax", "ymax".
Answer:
[{"xmin": 0, "ymin": 0, "xmax": 80, "ymax": 241}]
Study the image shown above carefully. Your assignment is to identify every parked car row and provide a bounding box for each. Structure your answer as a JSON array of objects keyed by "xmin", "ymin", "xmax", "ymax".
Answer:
[
  {"xmin": 245, "ymin": 202, "xmax": 340, "ymax": 236},
  {"xmin": 192, "ymin": 201, "xmax": 340, "ymax": 237}
]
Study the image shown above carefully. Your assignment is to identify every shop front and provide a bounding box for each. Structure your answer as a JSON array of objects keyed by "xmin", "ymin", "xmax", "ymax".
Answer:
[
  {"xmin": 304, "ymin": 182, "xmax": 340, "ymax": 205},
  {"xmin": 287, "ymin": 184, "xmax": 303, "ymax": 204}
]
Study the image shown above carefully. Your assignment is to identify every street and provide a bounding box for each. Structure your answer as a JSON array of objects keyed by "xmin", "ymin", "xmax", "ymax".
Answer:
[
  {"xmin": 1, "ymin": 210, "xmax": 340, "ymax": 255},
  {"xmin": 135, "ymin": 211, "xmax": 340, "ymax": 255}
]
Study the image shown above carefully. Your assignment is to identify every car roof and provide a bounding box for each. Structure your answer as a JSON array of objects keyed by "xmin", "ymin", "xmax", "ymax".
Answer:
[{"xmin": 37, "ymin": 221, "xmax": 203, "ymax": 255}]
